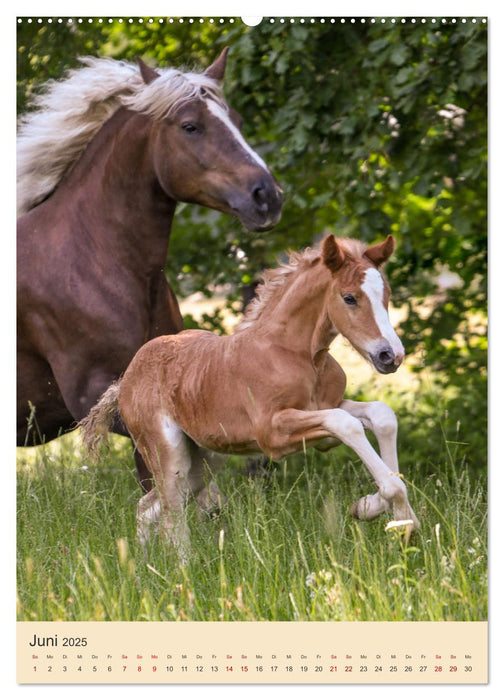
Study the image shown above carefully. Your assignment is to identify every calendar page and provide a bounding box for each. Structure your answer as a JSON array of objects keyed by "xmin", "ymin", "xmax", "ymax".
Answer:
[
  {"xmin": 17, "ymin": 621, "xmax": 487, "ymax": 683},
  {"xmin": 16, "ymin": 10, "xmax": 488, "ymax": 688}
]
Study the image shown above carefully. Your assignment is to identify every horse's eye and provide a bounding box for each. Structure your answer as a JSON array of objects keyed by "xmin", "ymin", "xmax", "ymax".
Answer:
[
  {"xmin": 342, "ymin": 293, "xmax": 357, "ymax": 306},
  {"xmin": 181, "ymin": 122, "xmax": 198, "ymax": 133}
]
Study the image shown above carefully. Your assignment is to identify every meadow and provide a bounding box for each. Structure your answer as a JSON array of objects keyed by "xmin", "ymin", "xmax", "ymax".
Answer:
[
  {"xmin": 16, "ymin": 18, "xmax": 487, "ymax": 627},
  {"xmin": 16, "ymin": 369, "xmax": 487, "ymax": 623}
]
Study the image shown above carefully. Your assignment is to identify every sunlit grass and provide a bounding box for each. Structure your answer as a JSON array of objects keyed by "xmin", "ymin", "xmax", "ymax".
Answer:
[{"xmin": 17, "ymin": 426, "xmax": 487, "ymax": 622}]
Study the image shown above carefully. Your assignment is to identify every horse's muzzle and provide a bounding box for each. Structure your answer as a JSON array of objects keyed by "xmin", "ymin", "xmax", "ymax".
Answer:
[
  {"xmin": 232, "ymin": 178, "xmax": 283, "ymax": 232},
  {"xmin": 370, "ymin": 344, "xmax": 404, "ymax": 374}
]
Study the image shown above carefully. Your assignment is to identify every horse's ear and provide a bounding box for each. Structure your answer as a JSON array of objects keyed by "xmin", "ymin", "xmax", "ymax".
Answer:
[
  {"xmin": 322, "ymin": 234, "xmax": 345, "ymax": 274},
  {"xmin": 364, "ymin": 235, "xmax": 395, "ymax": 267},
  {"xmin": 136, "ymin": 56, "xmax": 160, "ymax": 85},
  {"xmin": 204, "ymin": 47, "xmax": 229, "ymax": 82}
]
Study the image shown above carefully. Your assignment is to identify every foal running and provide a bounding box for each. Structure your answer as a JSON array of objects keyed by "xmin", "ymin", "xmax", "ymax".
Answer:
[{"xmin": 81, "ymin": 234, "xmax": 419, "ymax": 550}]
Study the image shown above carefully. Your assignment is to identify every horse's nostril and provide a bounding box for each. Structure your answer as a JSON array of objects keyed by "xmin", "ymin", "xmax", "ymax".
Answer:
[
  {"xmin": 371, "ymin": 345, "xmax": 402, "ymax": 374},
  {"xmin": 379, "ymin": 349, "xmax": 395, "ymax": 365},
  {"xmin": 252, "ymin": 183, "xmax": 268, "ymax": 208}
]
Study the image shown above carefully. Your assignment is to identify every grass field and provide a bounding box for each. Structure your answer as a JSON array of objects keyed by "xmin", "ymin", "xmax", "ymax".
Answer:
[{"xmin": 17, "ymin": 407, "xmax": 487, "ymax": 622}]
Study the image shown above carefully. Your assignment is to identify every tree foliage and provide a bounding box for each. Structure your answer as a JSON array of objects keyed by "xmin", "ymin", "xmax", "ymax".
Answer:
[{"xmin": 17, "ymin": 17, "xmax": 487, "ymax": 463}]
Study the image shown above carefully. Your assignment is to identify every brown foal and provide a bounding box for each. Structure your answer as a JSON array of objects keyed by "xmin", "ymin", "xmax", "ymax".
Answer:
[{"xmin": 81, "ymin": 234, "xmax": 419, "ymax": 553}]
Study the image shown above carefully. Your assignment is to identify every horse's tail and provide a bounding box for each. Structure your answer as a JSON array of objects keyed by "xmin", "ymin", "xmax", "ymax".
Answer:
[{"xmin": 79, "ymin": 380, "xmax": 121, "ymax": 458}]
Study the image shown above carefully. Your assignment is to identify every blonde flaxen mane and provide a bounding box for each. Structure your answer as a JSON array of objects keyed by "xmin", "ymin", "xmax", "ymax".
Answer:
[{"xmin": 17, "ymin": 56, "xmax": 227, "ymax": 216}]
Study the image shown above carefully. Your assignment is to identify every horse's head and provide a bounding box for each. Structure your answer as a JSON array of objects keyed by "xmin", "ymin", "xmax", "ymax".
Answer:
[
  {"xmin": 322, "ymin": 234, "xmax": 405, "ymax": 374},
  {"xmin": 138, "ymin": 49, "xmax": 283, "ymax": 232}
]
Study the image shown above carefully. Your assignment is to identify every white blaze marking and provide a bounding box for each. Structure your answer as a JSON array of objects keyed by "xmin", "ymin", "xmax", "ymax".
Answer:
[
  {"xmin": 361, "ymin": 268, "xmax": 404, "ymax": 356},
  {"xmin": 206, "ymin": 99, "xmax": 269, "ymax": 172}
]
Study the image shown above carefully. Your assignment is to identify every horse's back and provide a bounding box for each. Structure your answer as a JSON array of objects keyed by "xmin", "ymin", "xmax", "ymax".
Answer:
[
  {"xmin": 124, "ymin": 329, "xmax": 217, "ymax": 371},
  {"xmin": 119, "ymin": 329, "xmax": 219, "ymax": 411}
]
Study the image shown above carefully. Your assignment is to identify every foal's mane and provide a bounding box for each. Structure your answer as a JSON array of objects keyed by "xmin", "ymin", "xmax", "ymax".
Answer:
[
  {"xmin": 237, "ymin": 246, "xmax": 321, "ymax": 332},
  {"xmin": 17, "ymin": 56, "xmax": 227, "ymax": 216},
  {"xmin": 237, "ymin": 237, "xmax": 369, "ymax": 332}
]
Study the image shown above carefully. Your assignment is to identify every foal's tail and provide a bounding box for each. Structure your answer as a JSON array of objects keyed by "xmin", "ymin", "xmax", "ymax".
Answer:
[{"xmin": 79, "ymin": 380, "xmax": 121, "ymax": 458}]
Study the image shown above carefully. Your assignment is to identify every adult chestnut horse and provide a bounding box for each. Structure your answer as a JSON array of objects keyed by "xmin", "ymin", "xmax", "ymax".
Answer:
[
  {"xmin": 81, "ymin": 234, "xmax": 420, "ymax": 553},
  {"xmin": 17, "ymin": 48, "xmax": 283, "ymax": 486}
]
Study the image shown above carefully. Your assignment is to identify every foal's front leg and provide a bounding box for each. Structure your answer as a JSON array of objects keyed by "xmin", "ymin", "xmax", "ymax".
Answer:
[
  {"xmin": 269, "ymin": 407, "xmax": 419, "ymax": 532},
  {"xmin": 337, "ymin": 399, "xmax": 417, "ymax": 525},
  {"xmin": 339, "ymin": 399, "xmax": 399, "ymax": 472}
]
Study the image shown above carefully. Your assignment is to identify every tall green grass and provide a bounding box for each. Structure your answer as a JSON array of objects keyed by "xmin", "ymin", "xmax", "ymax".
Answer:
[{"xmin": 17, "ymin": 426, "xmax": 487, "ymax": 622}]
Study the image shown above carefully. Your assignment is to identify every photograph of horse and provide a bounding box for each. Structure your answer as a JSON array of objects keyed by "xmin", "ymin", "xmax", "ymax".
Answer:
[
  {"xmin": 81, "ymin": 233, "xmax": 419, "ymax": 556},
  {"xmin": 17, "ymin": 48, "xmax": 283, "ymax": 491},
  {"xmin": 16, "ymin": 18, "xmax": 486, "ymax": 624}
]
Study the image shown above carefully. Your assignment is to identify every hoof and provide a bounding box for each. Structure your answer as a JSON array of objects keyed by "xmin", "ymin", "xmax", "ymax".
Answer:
[
  {"xmin": 349, "ymin": 492, "xmax": 388, "ymax": 521},
  {"xmin": 349, "ymin": 501, "xmax": 359, "ymax": 519}
]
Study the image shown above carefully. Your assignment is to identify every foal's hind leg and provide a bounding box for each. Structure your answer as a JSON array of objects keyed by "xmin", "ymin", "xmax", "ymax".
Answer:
[
  {"xmin": 136, "ymin": 488, "xmax": 162, "ymax": 544},
  {"xmin": 188, "ymin": 446, "xmax": 228, "ymax": 514},
  {"xmin": 135, "ymin": 420, "xmax": 193, "ymax": 555}
]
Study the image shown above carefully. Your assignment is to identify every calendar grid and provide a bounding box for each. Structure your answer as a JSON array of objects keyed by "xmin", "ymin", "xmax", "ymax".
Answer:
[{"xmin": 17, "ymin": 621, "xmax": 487, "ymax": 684}]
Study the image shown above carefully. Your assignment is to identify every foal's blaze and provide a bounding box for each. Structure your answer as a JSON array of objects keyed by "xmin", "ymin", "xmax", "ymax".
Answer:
[
  {"xmin": 80, "ymin": 234, "xmax": 419, "ymax": 552},
  {"xmin": 322, "ymin": 234, "xmax": 404, "ymax": 374}
]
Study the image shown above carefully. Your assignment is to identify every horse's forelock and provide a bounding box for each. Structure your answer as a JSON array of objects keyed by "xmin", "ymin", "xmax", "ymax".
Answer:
[{"xmin": 125, "ymin": 69, "xmax": 227, "ymax": 120}]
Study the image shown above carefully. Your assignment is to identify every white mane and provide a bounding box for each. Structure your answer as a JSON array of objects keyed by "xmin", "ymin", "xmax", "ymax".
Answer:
[{"xmin": 17, "ymin": 56, "xmax": 227, "ymax": 216}]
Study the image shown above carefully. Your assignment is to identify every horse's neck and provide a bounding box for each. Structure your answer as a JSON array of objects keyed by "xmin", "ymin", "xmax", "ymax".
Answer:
[
  {"xmin": 258, "ymin": 262, "xmax": 336, "ymax": 363},
  {"xmin": 60, "ymin": 108, "xmax": 176, "ymax": 272}
]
